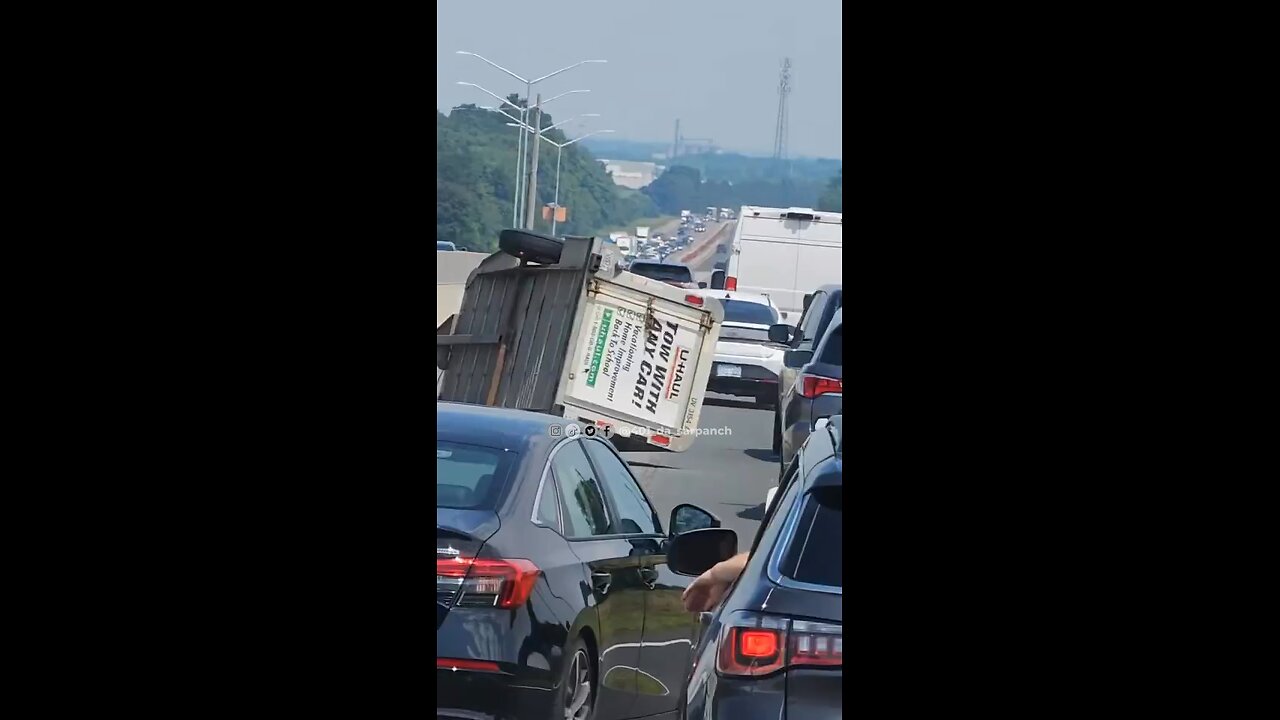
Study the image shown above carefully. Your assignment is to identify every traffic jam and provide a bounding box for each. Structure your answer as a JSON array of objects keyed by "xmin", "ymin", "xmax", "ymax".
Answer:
[{"xmin": 437, "ymin": 206, "xmax": 843, "ymax": 719}]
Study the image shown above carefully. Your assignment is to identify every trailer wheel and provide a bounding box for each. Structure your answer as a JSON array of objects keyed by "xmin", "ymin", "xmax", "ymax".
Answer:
[{"xmin": 499, "ymin": 229, "xmax": 564, "ymax": 265}]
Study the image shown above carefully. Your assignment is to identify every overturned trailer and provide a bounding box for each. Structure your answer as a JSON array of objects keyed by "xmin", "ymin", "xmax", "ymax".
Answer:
[{"xmin": 436, "ymin": 230, "xmax": 724, "ymax": 452}]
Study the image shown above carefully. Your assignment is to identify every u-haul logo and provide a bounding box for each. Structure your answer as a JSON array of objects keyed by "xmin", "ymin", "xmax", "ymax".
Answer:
[{"xmin": 664, "ymin": 346, "xmax": 691, "ymax": 400}]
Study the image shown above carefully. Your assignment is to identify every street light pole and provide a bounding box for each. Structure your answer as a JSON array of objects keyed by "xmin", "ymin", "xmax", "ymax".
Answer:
[
  {"xmin": 552, "ymin": 145, "xmax": 564, "ymax": 235},
  {"xmin": 497, "ymin": 119, "xmax": 613, "ymax": 236},
  {"xmin": 463, "ymin": 86, "xmax": 592, "ymax": 228},
  {"xmin": 545, "ymin": 130, "xmax": 616, "ymax": 235},
  {"xmin": 524, "ymin": 94, "xmax": 542, "ymax": 230},
  {"xmin": 456, "ymin": 52, "xmax": 605, "ymax": 227}
]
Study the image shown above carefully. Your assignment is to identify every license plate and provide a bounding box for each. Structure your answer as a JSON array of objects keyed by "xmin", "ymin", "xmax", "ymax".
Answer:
[{"xmin": 717, "ymin": 364, "xmax": 742, "ymax": 378}]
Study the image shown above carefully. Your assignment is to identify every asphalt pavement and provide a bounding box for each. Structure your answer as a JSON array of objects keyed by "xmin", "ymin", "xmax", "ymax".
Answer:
[
  {"xmin": 624, "ymin": 222, "xmax": 774, "ymax": 553},
  {"xmin": 622, "ymin": 390, "xmax": 777, "ymax": 556}
]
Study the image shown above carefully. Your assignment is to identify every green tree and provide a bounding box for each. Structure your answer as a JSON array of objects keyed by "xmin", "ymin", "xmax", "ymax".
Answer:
[{"xmin": 436, "ymin": 105, "xmax": 658, "ymax": 252}]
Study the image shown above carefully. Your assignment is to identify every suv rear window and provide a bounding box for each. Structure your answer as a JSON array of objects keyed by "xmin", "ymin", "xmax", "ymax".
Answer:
[
  {"xmin": 437, "ymin": 441, "xmax": 514, "ymax": 509},
  {"xmin": 630, "ymin": 263, "xmax": 693, "ymax": 283},
  {"xmin": 819, "ymin": 324, "xmax": 842, "ymax": 364},
  {"xmin": 777, "ymin": 487, "xmax": 842, "ymax": 587}
]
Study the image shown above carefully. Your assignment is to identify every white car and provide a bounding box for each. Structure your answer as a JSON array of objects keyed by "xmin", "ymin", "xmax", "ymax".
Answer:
[{"xmin": 690, "ymin": 290, "xmax": 786, "ymax": 409}]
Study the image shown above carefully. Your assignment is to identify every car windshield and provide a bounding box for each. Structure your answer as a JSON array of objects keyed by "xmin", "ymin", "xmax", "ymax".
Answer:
[
  {"xmin": 777, "ymin": 486, "xmax": 842, "ymax": 587},
  {"xmin": 630, "ymin": 263, "xmax": 692, "ymax": 283},
  {"xmin": 721, "ymin": 299, "xmax": 779, "ymax": 326},
  {"xmin": 437, "ymin": 241, "xmax": 456, "ymax": 251},
  {"xmin": 437, "ymin": 440, "xmax": 514, "ymax": 510}
]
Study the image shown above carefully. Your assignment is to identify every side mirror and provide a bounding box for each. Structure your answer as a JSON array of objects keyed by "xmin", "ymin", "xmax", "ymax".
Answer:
[
  {"xmin": 670, "ymin": 503, "xmax": 721, "ymax": 535},
  {"xmin": 698, "ymin": 281, "xmax": 708, "ymax": 289},
  {"xmin": 458, "ymin": 246, "xmax": 469, "ymax": 252},
  {"xmin": 768, "ymin": 324, "xmax": 792, "ymax": 344},
  {"xmin": 667, "ymin": 528, "xmax": 738, "ymax": 576},
  {"xmin": 784, "ymin": 349, "xmax": 813, "ymax": 367}
]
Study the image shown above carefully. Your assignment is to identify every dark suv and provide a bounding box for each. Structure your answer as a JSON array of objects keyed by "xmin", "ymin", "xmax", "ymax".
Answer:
[
  {"xmin": 671, "ymin": 416, "xmax": 843, "ymax": 719},
  {"xmin": 769, "ymin": 285, "xmax": 843, "ymax": 471}
]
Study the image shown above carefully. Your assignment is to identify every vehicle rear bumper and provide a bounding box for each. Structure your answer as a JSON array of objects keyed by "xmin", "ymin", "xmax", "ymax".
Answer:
[
  {"xmin": 707, "ymin": 362, "xmax": 779, "ymax": 400},
  {"xmin": 782, "ymin": 417, "xmax": 810, "ymax": 467},
  {"xmin": 437, "ymin": 668, "xmax": 557, "ymax": 720},
  {"xmin": 437, "ymin": 604, "xmax": 559, "ymax": 719},
  {"xmin": 687, "ymin": 673, "xmax": 786, "ymax": 719},
  {"xmin": 782, "ymin": 394, "xmax": 842, "ymax": 465}
]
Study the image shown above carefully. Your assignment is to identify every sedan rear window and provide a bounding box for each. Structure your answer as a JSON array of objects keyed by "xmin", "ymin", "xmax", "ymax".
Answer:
[
  {"xmin": 437, "ymin": 441, "xmax": 514, "ymax": 509},
  {"xmin": 721, "ymin": 299, "xmax": 779, "ymax": 326},
  {"xmin": 777, "ymin": 487, "xmax": 842, "ymax": 587}
]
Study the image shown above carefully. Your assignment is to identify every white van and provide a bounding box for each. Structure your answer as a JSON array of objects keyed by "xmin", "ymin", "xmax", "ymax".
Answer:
[{"xmin": 712, "ymin": 206, "xmax": 842, "ymax": 318}]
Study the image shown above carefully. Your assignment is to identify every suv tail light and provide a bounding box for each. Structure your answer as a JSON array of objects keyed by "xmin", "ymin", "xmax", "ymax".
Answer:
[
  {"xmin": 798, "ymin": 373, "xmax": 842, "ymax": 398},
  {"xmin": 437, "ymin": 556, "xmax": 540, "ymax": 609},
  {"xmin": 716, "ymin": 612, "xmax": 842, "ymax": 677},
  {"xmin": 726, "ymin": 276, "xmax": 738, "ymax": 291}
]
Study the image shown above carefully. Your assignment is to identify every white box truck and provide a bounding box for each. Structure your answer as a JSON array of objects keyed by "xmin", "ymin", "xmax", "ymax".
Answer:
[
  {"xmin": 437, "ymin": 231, "xmax": 725, "ymax": 452},
  {"xmin": 711, "ymin": 206, "xmax": 842, "ymax": 320}
]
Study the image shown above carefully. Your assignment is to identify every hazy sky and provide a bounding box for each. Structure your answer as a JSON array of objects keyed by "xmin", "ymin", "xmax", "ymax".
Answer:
[{"xmin": 436, "ymin": 0, "xmax": 842, "ymax": 159}]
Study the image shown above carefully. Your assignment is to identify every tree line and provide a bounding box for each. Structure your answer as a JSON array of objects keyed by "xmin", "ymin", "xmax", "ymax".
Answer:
[
  {"xmin": 642, "ymin": 163, "xmax": 842, "ymax": 217},
  {"xmin": 437, "ymin": 103, "xmax": 658, "ymax": 253}
]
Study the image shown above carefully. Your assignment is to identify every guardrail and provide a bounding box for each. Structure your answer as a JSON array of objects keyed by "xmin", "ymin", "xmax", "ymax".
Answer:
[{"xmin": 674, "ymin": 222, "xmax": 733, "ymax": 267}]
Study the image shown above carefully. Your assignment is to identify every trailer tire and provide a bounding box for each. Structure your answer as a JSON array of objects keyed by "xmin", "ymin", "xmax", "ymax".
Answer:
[{"xmin": 499, "ymin": 229, "xmax": 564, "ymax": 265}]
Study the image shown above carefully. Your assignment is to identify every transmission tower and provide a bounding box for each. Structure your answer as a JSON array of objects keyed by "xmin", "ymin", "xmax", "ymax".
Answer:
[{"xmin": 772, "ymin": 58, "xmax": 792, "ymax": 166}]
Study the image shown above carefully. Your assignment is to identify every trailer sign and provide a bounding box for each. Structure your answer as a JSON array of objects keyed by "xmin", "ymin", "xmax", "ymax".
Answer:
[{"xmin": 571, "ymin": 299, "xmax": 705, "ymax": 433}]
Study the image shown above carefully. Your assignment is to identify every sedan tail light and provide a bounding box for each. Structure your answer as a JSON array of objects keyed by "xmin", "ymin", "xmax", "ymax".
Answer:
[
  {"xmin": 436, "ymin": 556, "xmax": 540, "ymax": 609},
  {"xmin": 716, "ymin": 612, "xmax": 842, "ymax": 677},
  {"xmin": 797, "ymin": 373, "xmax": 842, "ymax": 399}
]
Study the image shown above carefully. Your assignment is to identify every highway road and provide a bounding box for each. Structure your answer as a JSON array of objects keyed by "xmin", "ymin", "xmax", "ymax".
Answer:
[
  {"xmin": 673, "ymin": 220, "xmax": 733, "ymax": 285},
  {"xmin": 622, "ymin": 393, "xmax": 778, "ymax": 553},
  {"xmin": 623, "ymin": 219, "xmax": 775, "ymax": 550}
]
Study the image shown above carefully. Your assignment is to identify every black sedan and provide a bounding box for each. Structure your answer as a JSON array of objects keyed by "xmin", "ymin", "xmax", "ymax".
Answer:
[
  {"xmin": 674, "ymin": 415, "xmax": 843, "ymax": 719},
  {"xmin": 437, "ymin": 402, "xmax": 737, "ymax": 720}
]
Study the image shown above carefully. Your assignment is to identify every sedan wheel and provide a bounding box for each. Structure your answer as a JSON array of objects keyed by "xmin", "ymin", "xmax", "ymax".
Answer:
[{"xmin": 564, "ymin": 647, "xmax": 593, "ymax": 720}]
